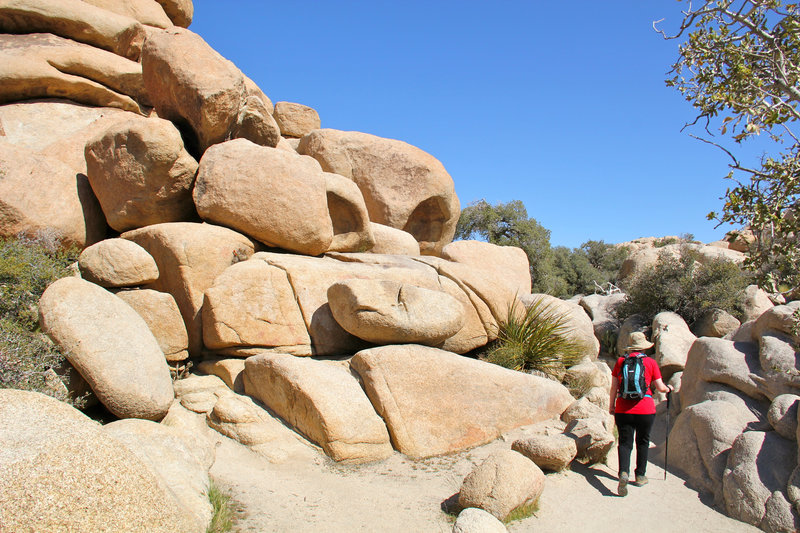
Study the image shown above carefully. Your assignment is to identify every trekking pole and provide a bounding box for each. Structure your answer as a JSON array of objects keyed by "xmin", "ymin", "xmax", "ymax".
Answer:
[{"xmin": 664, "ymin": 390, "xmax": 671, "ymax": 481}]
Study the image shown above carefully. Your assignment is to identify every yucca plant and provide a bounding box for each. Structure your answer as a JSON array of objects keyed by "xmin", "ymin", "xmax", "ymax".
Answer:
[{"xmin": 486, "ymin": 298, "xmax": 587, "ymax": 379}]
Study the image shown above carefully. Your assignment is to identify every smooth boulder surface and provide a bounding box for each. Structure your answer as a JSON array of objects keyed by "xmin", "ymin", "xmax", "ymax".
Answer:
[
  {"xmin": 579, "ymin": 292, "xmax": 625, "ymax": 352},
  {"xmin": 122, "ymin": 222, "xmax": 256, "ymax": 355},
  {"xmin": 298, "ymin": 129, "xmax": 460, "ymax": 255},
  {"xmin": 441, "ymin": 240, "xmax": 531, "ymax": 296},
  {"xmin": 653, "ymin": 311, "xmax": 696, "ymax": 378},
  {"xmin": 742, "ymin": 284, "xmax": 774, "ymax": 323},
  {"xmin": 512, "ymin": 433, "xmax": 578, "ymax": 472},
  {"xmin": 153, "ymin": 0, "xmax": 192, "ymax": 27},
  {"xmin": 458, "ymin": 449, "xmax": 545, "ymax": 521},
  {"xmin": 350, "ymin": 345, "xmax": 574, "ymax": 458},
  {"xmin": 368, "ymin": 222, "xmax": 420, "ymax": 255},
  {"xmin": 82, "ymin": 0, "xmax": 173, "ymax": 28},
  {"xmin": 723, "ymin": 431, "xmax": 798, "ymax": 531},
  {"xmin": 694, "ymin": 308, "xmax": 741, "ymax": 338},
  {"xmin": 0, "ymin": 143, "xmax": 106, "ymax": 247},
  {"xmin": 452, "ymin": 507, "xmax": 508, "ymax": 533},
  {"xmin": 116, "ymin": 288, "xmax": 189, "ymax": 361},
  {"xmin": 0, "ymin": 0, "xmax": 146, "ymax": 60},
  {"xmin": 197, "ymin": 357, "xmax": 246, "ymax": 393},
  {"xmin": 194, "ymin": 139, "xmax": 333, "ymax": 255},
  {"xmin": 327, "ymin": 279, "xmax": 465, "ymax": 345},
  {"xmin": 84, "ymin": 115, "xmax": 199, "ymax": 232},
  {"xmin": 0, "ymin": 390, "xmax": 198, "ymax": 533},
  {"xmin": 767, "ymin": 394, "xmax": 799, "ymax": 440},
  {"xmin": 103, "ymin": 418, "xmax": 214, "ymax": 531},
  {"xmin": 0, "ymin": 33, "xmax": 147, "ymax": 113},
  {"xmin": 244, "ymin": 353, "xmax": 393, "ymax": 463},
  {"xmin": 202, "ymin": 258, "xmax": 310, "ymax": 353},
  {"xmin": 273, "ymin": 101, "xmax": 320, "ymax": 138},
  {"xmin": 142, "ymin": 27, "xmax": 279, "ymax": 154},
  {"xmin": 323, "ymin": 171, "xmax": 375, "ymax": 253},
  {"xmin": 38, "ymin": 277, "xmax": 173, "ymax": 420},
  {"xmin": 78, "ymin": 238, "xmax": 159, "ymax": 287}
]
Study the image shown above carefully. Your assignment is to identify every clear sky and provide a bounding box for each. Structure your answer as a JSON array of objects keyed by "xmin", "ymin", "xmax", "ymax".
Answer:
[{"xmin": 190, "ymin": 1, "xmax": 768, "ymax": 248}]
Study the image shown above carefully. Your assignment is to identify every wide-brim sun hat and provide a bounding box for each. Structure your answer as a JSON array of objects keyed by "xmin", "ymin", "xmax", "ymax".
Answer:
[{"xmin": 626, "ymin": 331, "xmax": 654, "ymax": 352}]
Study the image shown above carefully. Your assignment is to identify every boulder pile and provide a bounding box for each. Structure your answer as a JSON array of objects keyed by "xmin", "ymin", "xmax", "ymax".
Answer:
[{"xmin": 1, "ymin": 2, "xmax": 797, "ymax": 532}]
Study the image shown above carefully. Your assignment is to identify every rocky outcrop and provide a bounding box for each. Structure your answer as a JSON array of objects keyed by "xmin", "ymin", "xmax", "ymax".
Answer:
[
  {"xmin": 122, "ymin": 222, "xmax": 256, "ymax": 355},
  {"xmin": 81, "ymin": 0, "xmax": 174, "ymax": 28},
  {"xmin": 78, "ymin": 238, "xmax": 159, "ymax": 287},
  {"xmin": 350, "ymin": 344, "xmax": 574, "ymax": 458},
  {"xmin": 618, "ymin": 242, "xmax": 745, "ymax": 282},
  {"xmin": 103, "ymin": 418, "xmax": 214, "ymax": 531},
  {"xmin": 244, "ymin": 353, "xmax": 393, "ymax": 463},
  {"xmin": 0, "ymin": 389, "xmax": 200, "ymax": 532},
  {"xmin": 273, "ymin": 101, "xmax": 320, "ymax": 138},
  {"xmin": 38, "ymin": 277, "xmax": 173, "ymax": 420},
  {"xmin": 441, "ymin": 240, "xmax": 531, "ymax": 296},
  {"xmin": 458, "ymin": 449, "xmax": 544, "ymax": 521},
  {"xmin": 142, "ymin": 27, "xmax": 279, "ymax": 154},
  {"xmin": 0, "ymin": 33, "xmax": 148, "ymax": 113},
  {"xmin": 511, "ymin": 433, "xmax": 578, "ymax": 472},
  {"xmin": 652, "ymin": 311, "xmax": 696, "ymax": 379},
  {"xmin": 298, "ymin": 129, "xmax": 460, "ymax": 255},
  {"xmin": 369, "ymin": 222, "xmax": 420, "ymax": 255},
  {"xmin": 153, "ymin": 0, "xmax": 193, "ymax": 27},
  {"xmin": 116, "ymin": 288, "xmax": 189, "ymax": 361},
  {"xmin": 327, "ymin": 279, "xmax": 465, "ymax": 345},
  {"xmin": 694, "ymin": 308, "xmax": 741, "ymax": 338},
  {"xmin": 84, "ymin": 115, "xmax": 199, "ymax": 231},
  {"xmin": 194, "ymin": 139, "xmax": 339, "ymax": 255},
  {"xmin": 0, "ymin": 0, "xmax": 147, "ymax": 60}
]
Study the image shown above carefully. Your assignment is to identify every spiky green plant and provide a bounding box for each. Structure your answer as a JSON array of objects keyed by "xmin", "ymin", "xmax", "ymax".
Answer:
[
  {"xmin": 206, "ymin": 481, "xmax": 236, "ymax": 533},
  {"xmin": 486, "ymin": 298, "xmax": 587, "ymax": 378}
]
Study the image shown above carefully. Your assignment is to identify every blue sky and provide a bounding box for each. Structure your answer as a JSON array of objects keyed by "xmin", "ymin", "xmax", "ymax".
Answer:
[{"xmin": 191, "ymin": 1, "xmax": 769, "ymax": 248}]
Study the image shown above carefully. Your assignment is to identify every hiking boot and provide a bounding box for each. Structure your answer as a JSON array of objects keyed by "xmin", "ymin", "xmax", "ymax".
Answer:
[
  {"xmin": 633, "ymin": 474, "xmax": 648, "ymax": 487},
  {"xmin": 617, "ymin": 472, "xmax": 628, "ymax": 497}
]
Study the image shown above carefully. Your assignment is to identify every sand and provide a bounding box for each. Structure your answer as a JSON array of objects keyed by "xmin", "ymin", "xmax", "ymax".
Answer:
[{"xmin": 209, "ymin": 423, "xmax": 759, "ymax": 533}]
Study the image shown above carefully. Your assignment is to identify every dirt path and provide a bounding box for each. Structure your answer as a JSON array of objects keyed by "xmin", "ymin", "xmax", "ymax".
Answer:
[{"xmin": 209, "ymin": 425, "xmax": 758, "ymax": 533}]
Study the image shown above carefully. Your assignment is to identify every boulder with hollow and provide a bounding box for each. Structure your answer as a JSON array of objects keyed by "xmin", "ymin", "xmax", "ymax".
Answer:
[{"xmin": 298, "ymin": 129, "xmax": 460, "ymax": 255}]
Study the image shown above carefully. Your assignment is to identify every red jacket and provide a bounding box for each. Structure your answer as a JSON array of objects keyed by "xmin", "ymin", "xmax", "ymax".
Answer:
[{"xmin": 612, "ymin": 353, "xmax": 662, "ymax": 415}]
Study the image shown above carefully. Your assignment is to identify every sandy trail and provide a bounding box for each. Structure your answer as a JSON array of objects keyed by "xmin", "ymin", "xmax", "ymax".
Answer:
[{"xmin": 209, "ymin": 422, "xmax": 758, "ymax": 533}]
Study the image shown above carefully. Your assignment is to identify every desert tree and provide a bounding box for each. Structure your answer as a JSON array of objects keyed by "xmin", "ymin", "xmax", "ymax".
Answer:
[{"xmin": 656, "ymin": 0, "xmax": 800, "ymax": 295}]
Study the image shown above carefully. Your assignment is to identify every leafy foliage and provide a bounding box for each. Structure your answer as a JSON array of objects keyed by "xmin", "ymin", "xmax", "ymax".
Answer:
[
  {"xmin": 486, "ymin": 299, "xmax": 587, "ymax": 379},
  {"xmin": 547, "ymin": 241, "xmax": 628, "ymax": 298},
  {"xmin": 659, "ymin": 1, "xmax": 800, "ymax": 295},
  {"xmin": 0, "ymin": 234, "xmax": 80, "ymax": 402},
  {"xmin": 616, "ymin": 247, "xmax": 750, "ymax": 325}
]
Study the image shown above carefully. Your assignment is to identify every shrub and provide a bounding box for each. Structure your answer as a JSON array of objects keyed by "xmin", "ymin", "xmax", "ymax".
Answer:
[
  {"xmin": 486, "ymin": 299, "xmax": 587, "ymax": 379},
  {"xmin": 0, "ymin": 233, "xmax": 80, "ymax": 402},
  {"xmin": 617, "ymin": 248, "xmax": 750, "ymax": 326}
]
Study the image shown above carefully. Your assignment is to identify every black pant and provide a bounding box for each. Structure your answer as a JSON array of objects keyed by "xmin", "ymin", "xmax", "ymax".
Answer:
[{"xmin": 615, "ymin": 413, "xmax": 656, "ymax": 477}]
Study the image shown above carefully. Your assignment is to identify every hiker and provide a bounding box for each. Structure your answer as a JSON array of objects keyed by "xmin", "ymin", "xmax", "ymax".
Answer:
[{"xmin": 609, "ymin": 331, "xmax": 673, "ymax": 497}]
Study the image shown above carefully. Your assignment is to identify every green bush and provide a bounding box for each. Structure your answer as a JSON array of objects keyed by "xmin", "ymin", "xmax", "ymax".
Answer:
[
  {"xmin": 546, "ymin": 241, "xmax": 629, "ymax": 298},
  {"xmin": 0, "ymin": 233, "xmax": 80, "ymax": 402},
  {"xmin": 486, "ymin": 299, "xmax": 587, "ymax": 379},
  {"xmin": 617, "ymin": 248, "xmax": 750, "ymax": 326},
  {"xmin": 206, "ymin": 481, "xmax": 236, "ymax": 533}
]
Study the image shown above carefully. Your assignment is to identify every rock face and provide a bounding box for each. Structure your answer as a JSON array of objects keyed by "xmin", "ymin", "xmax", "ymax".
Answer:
[
  {"xmin": 122, "ymin": 222, "xmax": 256, "ymax": 355},
  {"xmin": 441, "ymin": 240, "xmax": 531, "ymax": 297},
  {"xmin": 0, "ymin": 143, "xmax": 106, "ymax": 247},
  {"xmin": 368, "ymin": 222, "xmax": 420, "ymax": 255},
  {"xmin": 0, "ymin": 390, "xmax": 199, "ymax": 533},
  {"xmin": 273, "ymin": 101, "xmax": 320, "ymax": 138},
  {"xmin": 0, "ymin": 33, "xmax": 147, "ymax": 113},
  {"xmin": 652, "ymin": 311, "xmax": 696, "ymax": 379},
  {"xmin": 202, "ymin": 258, "xmax": 310, "ymax": 353},
  {"xmin": 78, "ymin": 238, "xmax": 159, "ymax": 287},
  {"xmin": 452, "ymin": 507, "xmax": 508, "ymax": 533},
  {"xmin": 0, "ymin": 0, "xmax": 147, "ymax": 61},
  {"xmin": 327, "ymin": 279, "xmax": 465, "ymax": 345},
  {"xmin": 194, "ymin": 139, "xmax": 335, "ymax": 255},
  {"xmin": 512, "ymin": 433, "xmax": 578, "ymax": 472},
  {"xmin": 458, "ymin": 449, "xmax": 545, "ymax": 521},
  {"xmin": 103, "ymin": 418, "xmax": 214, "ymax": 531},
  {"xmin": 84, "ymin": 116, "xmax": 199, "ymax": 231},
  {"xmin": 81, "ymin": 0, "xmax": 174, "ymax": 28},
  {"xmin": 618, "ymin": 242, "xmax": 745, "ymax": 282},
  {"xmin": 38, "ymin": 277, "xmax": 174, "ymax": 420},
  {"xmin": 153, "ymin": 0, "xmax": 193, "ymax": 27},
  {"xmin": 298, "ymin": 129, "xmax": 460, "ymax": 255},
  {"xmin": 350, "ymin": 344, "xmax": 574, "ymax": 458},
  {"xmin": 116, "ymin": 288, "xmax": 189, "ymax": 361},
  {"xmin": 693, "ymin": 308, "xmax": 741, "ymax": 338},
  {"xmin": 142, "ymin": 27, "xmax": 279, "ymax": 154},
  {"xmin": 244, "ymin": 353, "xmax": 393, "ymax": 463}
]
